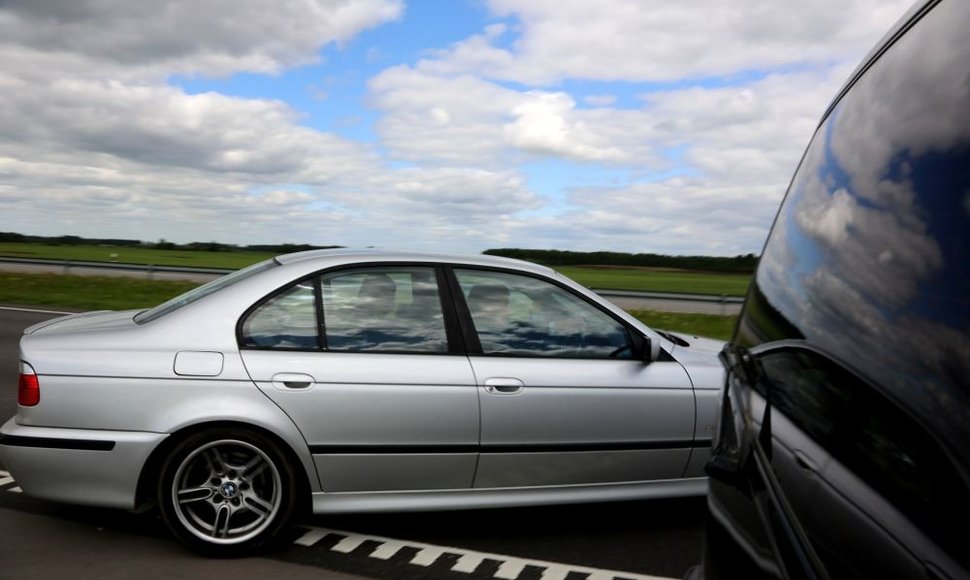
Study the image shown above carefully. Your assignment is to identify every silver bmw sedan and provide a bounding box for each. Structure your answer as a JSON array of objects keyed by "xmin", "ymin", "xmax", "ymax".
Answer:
[{"xmin": 0, "ymin": 249, "xmax": 723, "ymax": 555}]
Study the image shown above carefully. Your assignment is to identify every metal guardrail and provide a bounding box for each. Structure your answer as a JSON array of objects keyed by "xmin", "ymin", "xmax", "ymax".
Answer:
[
  {"xmin": 0, "ymin": 256, "xmax": 232, "ymax": 279},
  {"xmin": 0, "ymin": 256, "xmax": 745, "ymax": 309},
  {"xmin": 590, "ymin": 288, "xmax": 745, "ymax": 304}
]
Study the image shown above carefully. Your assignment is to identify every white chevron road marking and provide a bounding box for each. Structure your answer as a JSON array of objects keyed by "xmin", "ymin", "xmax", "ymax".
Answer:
[{"xmin": 294, "ymin": 525, "xmax": 676, "ymax": 580}]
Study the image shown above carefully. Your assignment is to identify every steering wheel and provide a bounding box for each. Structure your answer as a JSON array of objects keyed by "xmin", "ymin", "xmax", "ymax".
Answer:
[{"xmin": 608, "ymin": 343, "xmax": 632, "ymax": 358}]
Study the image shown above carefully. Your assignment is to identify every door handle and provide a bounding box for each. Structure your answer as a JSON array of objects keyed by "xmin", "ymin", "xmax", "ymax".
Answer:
[
  {"xmin": 271, "ymin": 373, "xmax": 315, "ymax": 390},
  {"xmin": 484, "ymin": 377, "xmax": 524, "ymax": 395}
]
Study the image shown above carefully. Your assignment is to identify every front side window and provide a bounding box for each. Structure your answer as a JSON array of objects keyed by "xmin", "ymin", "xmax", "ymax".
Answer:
[{"xmin": 455, "ymin": 269, "xmax": 632, "ymax": 358}]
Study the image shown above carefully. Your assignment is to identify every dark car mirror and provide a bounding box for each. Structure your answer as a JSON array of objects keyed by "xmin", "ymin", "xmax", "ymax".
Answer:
[
  {"xmin": 642, "ymin": 336, "xmax": 653, "ymax": 363},
  {"xmin": 633, "ymin": 333, "xmax": 658, "ymax": 363}
]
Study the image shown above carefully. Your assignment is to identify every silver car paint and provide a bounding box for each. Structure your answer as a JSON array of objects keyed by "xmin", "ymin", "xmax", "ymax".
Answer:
[
  {"xmin": 1, "ymin": 249, "xmax": 723, "ymax": 513},
  {"xmin": 0, "ymin": 419, "xmax": 165, "ymax": 508},
  {"xmin": 469, "ymin": 356, "xmax": 697, "ymax": 487},
  {"xmin": 311, "ymin": 478, "xmax": 709, "ymax": 514},
  {"xmin": 241, "ymin": 350, "xmax": 480, "ymax": 492}
]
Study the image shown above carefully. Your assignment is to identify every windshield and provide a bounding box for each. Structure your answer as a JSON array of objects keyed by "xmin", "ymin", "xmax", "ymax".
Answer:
[{"xmin": 134, "ymin": 259, "xmax": 279, "ymax": 324}]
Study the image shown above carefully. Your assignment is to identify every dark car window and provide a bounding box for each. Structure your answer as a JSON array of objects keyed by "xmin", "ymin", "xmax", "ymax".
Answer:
[
  {"xmin": 737, "ymin": 0, "xmax": 970, "ymax": 488},
  {"xmin": 454, "ymin": 269, "xmax": 632, "ymax": 358},
  {"xmin": 756, "ymin": 348, "xmax": 970, "ymax": 564},
  {"xmin": 755, "ymin": 346, "xmax": 969, "ymax": 569},
  {"xmin": 756, "ymin": 348, "xmax": 853, "ymax": 444},
  {"xmin": 833, "ymin": 383, "xmax": 968, "ymax": 558},
  {"xmin": 321, "ymin": 267, "xmax": 448, "ymax": 353},
  {"xmin": 709, "ymin": 2, "xmax": 970, "ymax": 578}
]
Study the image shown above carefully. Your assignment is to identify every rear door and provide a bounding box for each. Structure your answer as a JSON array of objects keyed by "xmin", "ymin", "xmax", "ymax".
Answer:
[
  {"xmin": 451, "ymin": 268, "xmax": 696, "ymax": 488},
  {"xmin": 239, "ymin": 265, "xmax": 480, "ymax": 492}
]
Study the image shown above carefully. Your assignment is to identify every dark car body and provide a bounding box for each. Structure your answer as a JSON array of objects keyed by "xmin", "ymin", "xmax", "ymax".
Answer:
[{"xmin": 698, "ymin": 1, "xmax": 970, "ymax": 578}]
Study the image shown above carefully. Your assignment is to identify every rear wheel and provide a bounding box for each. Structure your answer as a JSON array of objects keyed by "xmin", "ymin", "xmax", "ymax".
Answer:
[{"xmin": 157, "ymin": 428, "xmax": 299, "ymax": 556}]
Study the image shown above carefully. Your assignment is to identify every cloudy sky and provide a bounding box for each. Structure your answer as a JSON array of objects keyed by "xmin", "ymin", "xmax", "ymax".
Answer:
[{"xmin": 0, "ymin": 0, "xmax": 912, "ymax": 255}]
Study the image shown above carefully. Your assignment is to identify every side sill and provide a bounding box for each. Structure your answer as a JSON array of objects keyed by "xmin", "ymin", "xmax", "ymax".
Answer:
[{"xmin": 311, "ymin": 478, "xmax": 707, "ymax": 514}]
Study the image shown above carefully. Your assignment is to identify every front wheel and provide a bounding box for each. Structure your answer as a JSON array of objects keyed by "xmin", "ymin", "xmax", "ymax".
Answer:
[{"xmin": 157, "ymin": 428, "xmax": 299, "ymax": 556}]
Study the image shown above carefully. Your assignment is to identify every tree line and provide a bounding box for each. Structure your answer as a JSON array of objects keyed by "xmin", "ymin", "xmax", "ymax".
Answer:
[
  {"xmin": 484, "ymin": 248, "xmax": 758, "ymax": 273},
  {"xmin": 0, "ymin": 232, "xmax": 339, "ymax": 255},
  {"xmin": 0, "ymin": 232, "xmax": 758, "ymax": 272}
]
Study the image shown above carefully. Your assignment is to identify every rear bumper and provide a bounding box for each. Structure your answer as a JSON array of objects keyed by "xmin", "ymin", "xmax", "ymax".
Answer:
[{"xmin": 0, "ymin": 417, "xmax": 166, "ymax": 509}]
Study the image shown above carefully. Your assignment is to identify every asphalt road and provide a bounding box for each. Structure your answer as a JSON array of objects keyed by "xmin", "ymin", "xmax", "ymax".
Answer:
[{"xmin": 0, "ymin": 307, "xmax": 705, "ymax": 580}]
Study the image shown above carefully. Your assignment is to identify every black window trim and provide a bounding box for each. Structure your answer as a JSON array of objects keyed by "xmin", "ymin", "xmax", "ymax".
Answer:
[
  {"xmin": 236, "ymin": 261, "xmax": 647, "ymax": 360},
  {"xmin": 312, "ymin": 276, "xmax": 327, "ymax": 351}
]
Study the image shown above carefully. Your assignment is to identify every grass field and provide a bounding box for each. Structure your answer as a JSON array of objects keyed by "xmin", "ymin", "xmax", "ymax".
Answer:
[
  {"xmin": 0, "ymin": 242, "xmax": 274, "ymax": 270},
  {"xmin": 0, "ymin": 272, "xmax": 737, "ymax": 340},
  {"xmin": 0, "ymin": 272, "xmax": 198, "ymax": 311},
  {"xmin": 556, "ymin": 266, "xmax": 750, "ymax": 297},
  {"xmin": 627, "ymin": 309, "xmax": 736, "ymax": 341},
  {"xmin": 0, "ymin": 243, "xmax": 752, "ymax": 296}
]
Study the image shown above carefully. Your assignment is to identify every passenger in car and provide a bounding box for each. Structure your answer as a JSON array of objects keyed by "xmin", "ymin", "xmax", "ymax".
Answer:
[
  {"xmin": 355, "ymin": 273, "xmax": 397, "ymax": 321},
  {"xmin": 334, "ymin": 272, "xmax": 398, "ymax": 350},
  {"xmin": 467, "ymin": 283, "xmax": 510, "ymax": 330}
]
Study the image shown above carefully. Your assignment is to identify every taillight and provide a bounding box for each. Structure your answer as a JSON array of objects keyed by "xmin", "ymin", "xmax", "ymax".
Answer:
[{"xmin": 18, "ymin": 362, "xmax": 39, "ymax": 406}]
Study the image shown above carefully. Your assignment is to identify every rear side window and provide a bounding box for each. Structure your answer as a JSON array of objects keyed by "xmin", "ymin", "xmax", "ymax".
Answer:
[
  {"xmin": 240, "ymin": 266, "xmax": 448, "ymax": 354},
  {"xmin": 322, "ymin": 267, "xmax": 447, "ymax": 353},
  {"xmin": 240, "ymin": 280, "xmax": 317, "ymax": 349}
]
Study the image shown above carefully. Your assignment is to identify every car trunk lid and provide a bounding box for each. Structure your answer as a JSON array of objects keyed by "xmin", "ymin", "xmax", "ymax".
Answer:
[{"xmin": 24, "ymin": 310, "xmax": 141, "ymax": 336}]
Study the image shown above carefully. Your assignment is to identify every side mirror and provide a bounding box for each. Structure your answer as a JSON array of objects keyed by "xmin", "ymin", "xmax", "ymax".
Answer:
[{"xmin": 636, "ymin": 334, "xmax": 658, "ymax": 363}]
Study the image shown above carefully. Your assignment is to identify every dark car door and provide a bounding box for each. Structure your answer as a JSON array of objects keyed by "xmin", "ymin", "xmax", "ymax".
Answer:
[{"xmin": 742, "ymin": 346, "xmax": 968, "ymax": 580}]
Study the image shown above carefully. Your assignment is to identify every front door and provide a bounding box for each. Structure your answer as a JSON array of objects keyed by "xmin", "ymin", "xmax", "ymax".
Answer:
[{"xmin": 452, "ymin": 268, "xmax": 696, "ymax": 488}]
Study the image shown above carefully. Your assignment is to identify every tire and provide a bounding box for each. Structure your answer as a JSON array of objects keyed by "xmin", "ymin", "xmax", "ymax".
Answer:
[{"xmin": 157, "ymin": 427, "xmax": 299, "ymax": 556}]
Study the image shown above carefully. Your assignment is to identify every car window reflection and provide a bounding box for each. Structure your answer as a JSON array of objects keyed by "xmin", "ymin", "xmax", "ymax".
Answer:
[
  {"xmin": 241, "ymin": 266, "xmax": 449, "ymax": 353},
  {"xmin": 756, "ymin": 346, "xmax": 969, "ymax": 565},
  {"xmin": 322, "ymin": 267, "xmax": 448, "ymax": 353},
  {"xmin": 455, "ymin": 269, "xmax": 632, "ymax": 359},
  {"xmin": 739, "ymin": 0, "xmax": 970, "ymax": 460}
]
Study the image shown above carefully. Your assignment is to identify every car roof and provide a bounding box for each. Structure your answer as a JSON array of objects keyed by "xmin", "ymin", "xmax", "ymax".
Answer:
[{"xmin": 273, "ymin": 248, "xmax": 556, "ymax": 276}]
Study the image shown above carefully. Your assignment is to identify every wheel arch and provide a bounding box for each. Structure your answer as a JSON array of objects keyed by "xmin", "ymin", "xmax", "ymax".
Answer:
[{"xmin": 135, "ymin": 420, "xmax": 314, "ymax": 515}]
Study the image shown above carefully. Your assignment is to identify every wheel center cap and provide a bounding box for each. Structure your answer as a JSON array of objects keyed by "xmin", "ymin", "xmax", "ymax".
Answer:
[{"xmin": 220, "ymin": 482, "xmax": 238, "ymax": 498}]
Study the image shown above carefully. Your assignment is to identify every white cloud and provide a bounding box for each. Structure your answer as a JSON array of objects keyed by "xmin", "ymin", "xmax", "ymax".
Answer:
[
  {"xmin": 0, "ymin": 0, "xmax": 404, "ymax": 77},
  {"xmin": 426, "ymin": 0, "xmax": 912, "ymax": 84},
  {"xmin": 504, "ymin": 92, "xmax": 627, "ymax": 162},
  {"xmin": 365, "ymin": 60, "xmax": 848, "ymax": 253},
  {"xmin": 358, "ymin": 0, "xmax": 912, "ymax": 254},
  {"xmin": 369, "ymin": 66, "xmax": 520, "ymax": 165},
  {"xmin": 0, "ymin": 0, "xmax": 917, "ymax": 254}
]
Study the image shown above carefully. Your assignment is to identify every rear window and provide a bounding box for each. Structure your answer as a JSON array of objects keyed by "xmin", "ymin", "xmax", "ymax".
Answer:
[{"xmin": 134, "ymin": 259, "xmax": 278, "ymax": 324}]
